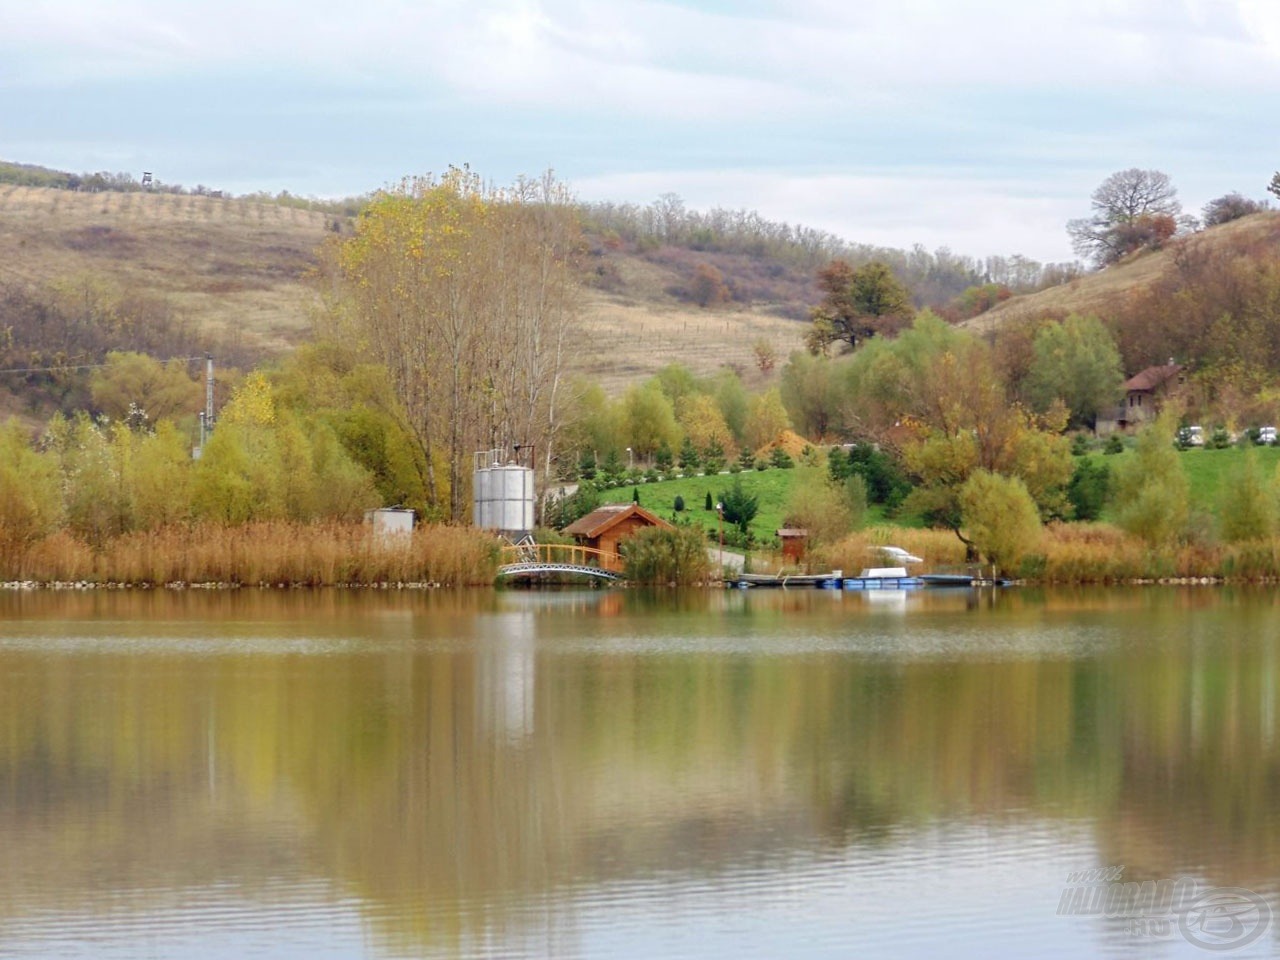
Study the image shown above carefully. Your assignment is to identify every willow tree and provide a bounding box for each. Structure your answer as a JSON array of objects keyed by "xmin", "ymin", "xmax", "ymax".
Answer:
[{"xmin": 328, "ymin": 168, "xmax": 581, "ymax": 522}]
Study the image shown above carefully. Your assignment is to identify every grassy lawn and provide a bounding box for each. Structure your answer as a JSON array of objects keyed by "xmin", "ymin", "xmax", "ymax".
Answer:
[
  {"xmin": 595, "ymin": 469, "xmax": 798, "ymax": 544},
  {"xmin": 1083, "ymin": 443, "xmax": 1280, "ymax": 521},
  {"xmin": 593, "ymin": 467, "xmax": 897, "ymax": 545},
  {"xmin": 591, "ymin": 442, "xmax": 1280, "ymax": 546}
]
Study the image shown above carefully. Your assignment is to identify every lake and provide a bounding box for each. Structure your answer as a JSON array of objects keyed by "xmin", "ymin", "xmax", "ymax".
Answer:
[{"xmin": 0, "ymin": 585, "xmax": 1277, "ymax": 958}]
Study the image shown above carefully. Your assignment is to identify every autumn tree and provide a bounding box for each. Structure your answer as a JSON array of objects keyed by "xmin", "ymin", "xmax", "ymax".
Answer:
[
  {"xmin": 328, "ymin": 168, "xmax": 581, "ymax": 522},
  {"xmin": 752, "ymin": 339, "xmax": 777, "ymax": 375},
  {"xmin": 1024, "ymin": 314, "xmax": 1124, "ymax": 428},
  {"xmin": 0, "ymin": 420, "xmax": 63, "ymax": 558},
  {"xmin": 1067, "ymin": 168, "xmax": 1182, "ymax": 266},
  {"xmin": 623, "ymin": 381, "xmax": 681, "ymax": 458},
  {"xmin": 678, "ymin": 394, "xmax": 735, "ymax": 461},
  {"xmin": 806, "ymin": 260, "xmax": 914, "ymax": 354},
  {"xmin": 782, "ymin": 466, "xmax": 853, "ymax": 544},
  {"xmin": 90, "ymin": 351, "xmax": 201, "ymax": 423},
  {"xmin": 744, "ymin": 388, "xmax": 792, "ymax": 451},
  {"xmin": 958, "ymin": 470, "xmax": 1042, "ymax": 575},
  {"xmin": 898, "ymin": 338, "xmax": 1073, "ymax": 552},
  {"xmin": 690, "ymin": 262, "xmax": 730, "ymax": 307},
  {"xmin": 1218, "ymin": 450, "xmax": 1276, "ymax": 543},
  {"xmin": 1110, "ymin": 411, "xmax": 1188, "ymax": 547}
]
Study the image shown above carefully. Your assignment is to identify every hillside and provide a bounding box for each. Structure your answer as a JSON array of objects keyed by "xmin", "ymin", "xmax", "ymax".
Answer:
[
  {"xmin": 0, "ymin": 183, "xmax": 809, "ymax": 400},
  {"xmin": 964, "ymin": 211, "xmax": 1280, "ymax": 335}
]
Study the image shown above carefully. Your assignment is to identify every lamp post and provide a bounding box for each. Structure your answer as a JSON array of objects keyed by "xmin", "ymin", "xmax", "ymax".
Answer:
[{"xmin": 716, "ymin": 501, "xmax": 724, "ymax": 568}]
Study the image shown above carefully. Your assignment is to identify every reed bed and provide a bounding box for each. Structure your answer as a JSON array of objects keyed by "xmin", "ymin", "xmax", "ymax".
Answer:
[
  {"xmin": 816, "ymin": 526, "xmax": 968, "ymax": 574},
  {"xmin": 0, "ymin": 521, "xmax": 500, "ymax": 586}
]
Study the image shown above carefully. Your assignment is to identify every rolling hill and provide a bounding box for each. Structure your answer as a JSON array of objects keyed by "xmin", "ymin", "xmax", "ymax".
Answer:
[
  {"xmin": 0, "ymin": 182, "xmax": 810, "ymax": 403},
  {"xmin": 963, "ymin": 210, "xmax": 1280, "ymax": 335}
]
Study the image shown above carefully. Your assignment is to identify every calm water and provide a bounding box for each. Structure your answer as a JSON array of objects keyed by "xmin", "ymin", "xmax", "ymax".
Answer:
[{"xmin": 0, "ymin": 586, "xmax": 1278, "ymax": 959}]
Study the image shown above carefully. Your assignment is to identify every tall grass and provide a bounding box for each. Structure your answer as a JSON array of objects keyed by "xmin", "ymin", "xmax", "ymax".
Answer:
[{"xmin": 0, "ymin": 521, "xmax": 500, "ymax": 586}]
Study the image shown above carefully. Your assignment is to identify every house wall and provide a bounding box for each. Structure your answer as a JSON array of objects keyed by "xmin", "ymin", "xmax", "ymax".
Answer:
[{"xmin": 584, "ymin": 515, "xmax": 665, "ymax": 572}]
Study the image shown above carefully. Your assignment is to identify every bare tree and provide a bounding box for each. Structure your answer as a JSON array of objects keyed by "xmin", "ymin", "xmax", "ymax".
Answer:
[
  {"xmin": 325, "ymin": 168, "xmax": 582, "ymax": 522},
  {"xmin": 1202, "ymin": 192, "xmax": 1267, "ymax": 227},
  {"xmin": 1067, "ymin": 168, "xmax": 1182, "ymax": 267}
]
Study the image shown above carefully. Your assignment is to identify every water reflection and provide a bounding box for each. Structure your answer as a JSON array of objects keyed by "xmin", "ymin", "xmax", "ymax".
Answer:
[{"xmin": 0, "ymin": 587, "xmax": 1278, "ymax": 957}]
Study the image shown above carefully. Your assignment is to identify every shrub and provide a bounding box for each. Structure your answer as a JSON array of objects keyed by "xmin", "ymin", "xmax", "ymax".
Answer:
[
  {"xmin": 621, "ymin": 526, "xmax": 712, "ymax": 584},
  {"xmin": 1067, "ymin": 459, "xmax": 1110, "ymax": 522},
  {"xmin": 673, "ymin": 495, "xmax": 685, "ymax": 512},
  {"xmin": 1104, "ymin": 434, "xmax": 1125, "ymax": 454}
]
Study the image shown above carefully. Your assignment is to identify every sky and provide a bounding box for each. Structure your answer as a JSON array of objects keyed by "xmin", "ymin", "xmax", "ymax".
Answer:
[{"xmin": 3, "ymin": 0, "xmax": 1278, "ymax": 263}]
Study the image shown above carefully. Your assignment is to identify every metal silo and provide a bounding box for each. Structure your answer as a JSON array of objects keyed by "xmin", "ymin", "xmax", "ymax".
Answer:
[{"xmin": 473, "ymin": 449, "xmax": 535, "ymax": 536}]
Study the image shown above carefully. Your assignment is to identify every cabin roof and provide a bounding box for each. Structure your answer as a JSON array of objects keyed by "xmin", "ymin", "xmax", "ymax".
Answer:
[
  {"xmin": 562, "ymin": 503, "xmax": 672, "ymax": 538},
  {"xmin": 1123, "ymin": 363, "xmax": 1182, "ymax": 393}
]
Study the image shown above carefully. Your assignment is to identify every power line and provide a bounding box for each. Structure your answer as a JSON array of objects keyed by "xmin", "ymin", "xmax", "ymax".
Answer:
[{"xmin": 0, "ymin": 356, "xmax": 206, "ymax": 376}]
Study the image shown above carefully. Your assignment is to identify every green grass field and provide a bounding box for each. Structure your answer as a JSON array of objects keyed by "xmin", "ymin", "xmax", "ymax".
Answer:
[
  {"xmin": 591, "ymin": 467, "xmax": 897, "ymax": 544},
  {"xmin": 585, "ymin": 441, "xmax": 1276, "ymax": 550},
  {"xmin": 1082, "ymin": 442, "xmax": 1280, "ymax": 522}
]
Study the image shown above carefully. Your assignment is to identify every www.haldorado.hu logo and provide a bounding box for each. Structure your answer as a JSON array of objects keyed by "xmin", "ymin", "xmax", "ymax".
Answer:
[{"xmin": 1058, "ymin": 866, "xmax": 1272, "ymax": 951}]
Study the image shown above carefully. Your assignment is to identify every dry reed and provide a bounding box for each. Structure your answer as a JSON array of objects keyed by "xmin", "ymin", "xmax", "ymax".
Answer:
[{"xmin": 0, "ymin": 521, "xmax": 500, "ymax": 586}]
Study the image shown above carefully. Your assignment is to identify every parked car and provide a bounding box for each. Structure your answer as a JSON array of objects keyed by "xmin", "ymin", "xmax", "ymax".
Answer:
[
  {"xmin": 1178, "ymin": 425, "xmax": 1205, "ymax": 447},
  {"xmin": 1261, "ymin": 426, "xmax": 1277, "ymax": 445}
]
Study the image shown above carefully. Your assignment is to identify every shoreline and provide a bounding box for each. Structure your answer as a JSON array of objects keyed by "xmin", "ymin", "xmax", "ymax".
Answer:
[{"xmin": 3, "ymin": 575, "xmax": 1275, "ymax": 590}]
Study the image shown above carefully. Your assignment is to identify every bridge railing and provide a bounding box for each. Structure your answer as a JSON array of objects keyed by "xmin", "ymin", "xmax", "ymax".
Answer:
[{"xmin": 499, "ymin": 543, "xmax": 623, "ymax": 572}]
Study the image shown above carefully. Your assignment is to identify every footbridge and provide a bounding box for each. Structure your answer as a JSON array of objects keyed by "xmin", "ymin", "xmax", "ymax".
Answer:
[{"xmin": 497, "ymin": 543, "xmax": 624, "ymax": 582}]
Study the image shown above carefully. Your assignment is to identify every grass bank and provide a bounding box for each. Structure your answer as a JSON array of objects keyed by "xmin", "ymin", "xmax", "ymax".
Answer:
[{"xmin": 1, "ymin": 521, "xmax": 500, "ymax": 586}]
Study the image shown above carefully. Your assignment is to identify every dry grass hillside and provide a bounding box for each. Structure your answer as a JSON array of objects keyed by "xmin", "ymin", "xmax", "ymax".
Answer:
[
  {"xmin": 0, "ymin": 184, "xmax": 806, "ymax": 393},
  {"xmin": 0, "ymin": 184, "xmax": 334, "ymax": 353},
  {"xmin": 964, "ymin": 211, "xmax": 1280, "ymax": 334}
]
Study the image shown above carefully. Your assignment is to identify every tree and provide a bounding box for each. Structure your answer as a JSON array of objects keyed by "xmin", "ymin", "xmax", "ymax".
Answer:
[
  {"xmin": 1110, "ymin": 411, "xmax": 1188, "ymax": 547},
  {"xmin": 717, "ymin": 476, "xmax": 758, "ymax": 535},
  {"xmin": 782, "ymin": 467, "xmax": 853, "ymax": 544},
  {"xmin": 1024, "ymin": 314, "xmax": 1124, "ymax": 428},
  {"xmin": 90, "ymin": 352, "xmax": 201, "ymax": 423},
  {"xmin": 958, "ymin": 470, "xmax": 1042, "ymax": 575},
  {"xmin": 1202, "ymin": 192, "xmax": 1267, "ymax": 227},
  {"xmin": 1066, "ymin": 458, "xmax": 1110, "ymax": 522},
  {"xmin": 1218, "ymin": 451, "xmax": 1275, "ymax": 543},
  {"xmin": 1067, "ymin": 169, "xmax": 1182, "ymax": 267},
  {"xmin": 679, "ymin": 437, "xmax": 701, "ymax": 473},
  {"xmin": 806, "ymin": 260, "xmax": 914, "ymax": 354},
  {"xmin": 329, "ymin": 168, "xmax": 582, "ymax": 522},
  {"xmin": 1268, "ymin": 172, "xmax": 1280, "ymax": 203},
  {"xmin": 744, "ymin": 387, "xmax": 792, "ymax": 451},
  {"xmin": 899, "ymin": 340, "xmax": 1073, "ymax": 551},
  {"xmin": 752, "ymin": 339, "xmax": 777, "ymax": 375},
  {"xmin": 0, "ymin": 420, "xmax": 63, "ymax": 557},
  {"xmin": 623, "ymin": 381, "xmax": 681, "ymax": 458},
  {"xmin": 689, "ymin": 262, "xmax": 730, "ymax": 307},
  {"xmin": 677, "ymin": 394, "xmax": 735, "ymax": 461}
]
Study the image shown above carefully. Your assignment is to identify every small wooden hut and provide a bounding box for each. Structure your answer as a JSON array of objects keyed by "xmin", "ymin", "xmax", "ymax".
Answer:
[{"xmin": 563, "ymin": 504, "xmax": 673, "ymax": 573}]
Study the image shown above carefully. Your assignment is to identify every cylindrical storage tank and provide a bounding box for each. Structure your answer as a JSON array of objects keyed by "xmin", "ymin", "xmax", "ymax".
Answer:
[
  {"xmin": 473, "ymin": 467, "xmax": 493, "ymax": 528},
  {"xmin": 494, "ymin": 465, "xmax": 535, "ymax": 533},
  {"xmin": 473, "ymin": 465, "xmax": 534, "ymax": 534}
]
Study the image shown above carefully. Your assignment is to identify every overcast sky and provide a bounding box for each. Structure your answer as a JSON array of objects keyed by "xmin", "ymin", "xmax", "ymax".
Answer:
[{"xmin": 4, "ymin": 0, "xmax": 1277, "ymax": 262}]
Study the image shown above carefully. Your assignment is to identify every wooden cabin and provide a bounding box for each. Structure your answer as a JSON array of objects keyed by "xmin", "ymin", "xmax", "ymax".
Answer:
[{"xmin": 562, "ymin": 504, "xmax": 674, "ymax": 573}]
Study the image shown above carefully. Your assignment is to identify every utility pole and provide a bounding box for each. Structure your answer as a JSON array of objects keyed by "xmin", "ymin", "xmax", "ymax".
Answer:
[
  {"xmin": 205, "ymin": 353, "xmax": 215, "ymax": 431},
  {"xmin": 716, "ymin": 501, "xmax": 724, "ymax": 569}
]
